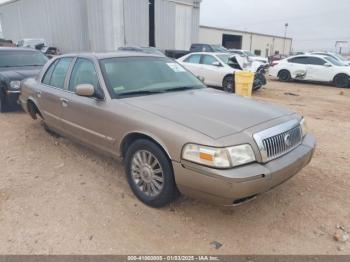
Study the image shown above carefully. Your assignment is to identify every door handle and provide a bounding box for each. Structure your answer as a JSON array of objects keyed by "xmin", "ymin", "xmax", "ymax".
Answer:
[
  {"xmin": 60, "ymin": 98, "xmax": 69, "ymax": 107},
  {"xmin": 36, "ymin": 90, "xmax": 42, "ymax": 98}
]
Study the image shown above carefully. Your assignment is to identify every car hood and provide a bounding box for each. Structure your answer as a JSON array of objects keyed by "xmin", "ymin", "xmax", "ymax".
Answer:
[
  {"xmin": 124, "ymin": 88, "xmax": 293, "ymax": 139},
  {"xmin": 0, "ymin": 66, "xmax": 42, "ymax": 81}
]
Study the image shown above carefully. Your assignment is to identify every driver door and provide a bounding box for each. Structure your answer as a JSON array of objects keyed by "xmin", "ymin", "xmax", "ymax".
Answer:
[
  {"xmin": 200, "ymin": 55, "xmax": 227, "ymax": 86},
  {"xmin": 59, "ymin": 58, "xmax": 117, "ymax": 154},
  {"xmin": 305, "ymin": 57, "xmax": 334, "ymax": 82}
]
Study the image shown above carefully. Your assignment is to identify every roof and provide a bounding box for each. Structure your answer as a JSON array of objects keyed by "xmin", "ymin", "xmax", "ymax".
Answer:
[
  {"xmin": 0, "ymin": 47, "xmax": 42, "ymax": 52},
  {"xmin": 200, "ymin": 25, "xmax": 293, "ymax": 41},
  {"xmin": 58, "ymin": 51, "xmax": 164, "ymax": 60}
]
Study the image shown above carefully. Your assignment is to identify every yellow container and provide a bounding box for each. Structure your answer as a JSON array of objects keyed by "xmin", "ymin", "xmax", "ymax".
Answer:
[{"xmin": 235, "ymin": 71, "xmax": 255, "ymax": 97}]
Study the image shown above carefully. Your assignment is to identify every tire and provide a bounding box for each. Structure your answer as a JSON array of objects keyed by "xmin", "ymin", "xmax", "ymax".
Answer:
[
  {"xmin": 334, "ymin": 74, "xmax": 349, "ymax": 88},
  {"xmin": 223, "ymin": 75, "xmax": 235, "ymax": 93},
  {"xmin": 125, "ymin": 139, "xmax": 178, "ymax": 207},
  {"xmin": 0, "ymin": 93, "xmax": 8, "ymax": 113},
  {"xmin": 278, "ymin": 70, "xmax": 291, "ymax": 82}
]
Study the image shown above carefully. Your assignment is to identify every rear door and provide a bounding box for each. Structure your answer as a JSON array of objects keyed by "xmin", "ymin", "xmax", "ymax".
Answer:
[
  {"xmin": 37, "ymin": 57, "xmax": 74, "ymax": 132},
  {"xmin": 181, "ymin": 54, "xmax": 203, "ymax": 77},
  {"xmin": 58, "ymin": 58, "xmax": 117, "ymax": 154}
]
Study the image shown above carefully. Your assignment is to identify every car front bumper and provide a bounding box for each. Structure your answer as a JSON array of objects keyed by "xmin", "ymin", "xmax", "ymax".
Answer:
[{"xmin": 173, "ymin": 134, "xmax": 316, "ymax": 206}]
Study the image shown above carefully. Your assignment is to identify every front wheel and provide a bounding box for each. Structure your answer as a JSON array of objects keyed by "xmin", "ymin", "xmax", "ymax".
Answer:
[
  {"xmin": 334, "ymin": 74, "xmax": 349, "ymax": 88},
  {"xmin": 125, "ymin": 139, "xmax": 178, "ymax": 207},
  {"xmin": 223, "ymin": 75, "xmax": 235, "ymax": 93}
]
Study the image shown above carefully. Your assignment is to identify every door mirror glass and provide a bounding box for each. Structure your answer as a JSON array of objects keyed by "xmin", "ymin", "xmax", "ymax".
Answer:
[
  {"xmin": 212, "ymin": 61, "xmax": 222, "ymax": 67},
  {"xmin": 75, "ymin": 84, "xmax": 95, "ymax": 97}
]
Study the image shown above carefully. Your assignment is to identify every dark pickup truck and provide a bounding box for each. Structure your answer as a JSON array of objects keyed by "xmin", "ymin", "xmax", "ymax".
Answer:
[
  {"xmin": 165, "ymin": 44, "xmax": 228, "ymax": 59},
  {"xmin": 0, "ymin": 48, "xmax": 48, "ymax": 112}
]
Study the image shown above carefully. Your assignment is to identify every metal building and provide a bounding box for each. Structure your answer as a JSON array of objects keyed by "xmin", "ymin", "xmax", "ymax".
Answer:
[
  {"xmin": 0, "ymin": 0, "xmax": 201, "ymax": 53},
  {"xmin": 199, "ymin": 25, "xmax": 293, "ymax": 57}
]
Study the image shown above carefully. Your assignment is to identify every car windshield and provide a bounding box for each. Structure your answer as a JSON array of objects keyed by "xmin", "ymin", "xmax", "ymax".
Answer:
[
  {"xmin": 0, "ymin": 51, "xmax": 48, "ymax": 67},
  {"xmin": 211, "ymin": 45, "xmax": 228, "ymax": 52},
  {"xmin": 324, "ymin": 56, "xmax": 347, "ymax": 66},
  {"xmin": 100, "ymin": 56, "xmax": 205, "ymax": 97},
  {"xmin": 243, "ymin": 51, "xmax": 255, "ymax": 57},
  {"xmin": 332, "ymin": 53, "xmax": 347, "ymax": 62}
]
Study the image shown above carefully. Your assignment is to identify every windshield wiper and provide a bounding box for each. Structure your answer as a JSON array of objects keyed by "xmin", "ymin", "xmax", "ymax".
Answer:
[
  {"xmin": 163, "ymin": 86, "xmax": 200, "ymax": 92},
  {"xmin": 117, "ymin": 90, "xmax": 165, "ymax": 97}
]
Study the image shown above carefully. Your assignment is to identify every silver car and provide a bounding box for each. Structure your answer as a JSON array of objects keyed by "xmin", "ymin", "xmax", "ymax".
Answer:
[{"xmin": 20, "ymin": 52, "xmax": 316, "ymax": 207}]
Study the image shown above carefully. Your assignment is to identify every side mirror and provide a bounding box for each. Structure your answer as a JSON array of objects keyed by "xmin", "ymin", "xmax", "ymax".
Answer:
[
  {"xmin": 75, "ymin": 84, "xmax": 95, "ymax": 97},
  {"xmin": 212, "ymin": 61, "xmax": 222, "ymax": 67},
  {"xmin": 324, "ymin": 63, "xmax": 332, "ymax": 67}
]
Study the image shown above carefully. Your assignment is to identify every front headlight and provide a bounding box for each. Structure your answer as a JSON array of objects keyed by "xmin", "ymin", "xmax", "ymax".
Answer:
[
  {"xmin": 182, "ymin": 144, "xmax": 255, "ymax": 169},
  {"xmin": 10, "ymin": 81, "xmax": 21, "ymax": 90},
  {"xmin": 300, "ymin": 118, "xmax": 308, "ymax": 137}
]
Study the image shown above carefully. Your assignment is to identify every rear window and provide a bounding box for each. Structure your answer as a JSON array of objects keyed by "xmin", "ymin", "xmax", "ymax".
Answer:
[{"xmin": 0, "ymin": 51, "xmax": 48, "ymax": 68}]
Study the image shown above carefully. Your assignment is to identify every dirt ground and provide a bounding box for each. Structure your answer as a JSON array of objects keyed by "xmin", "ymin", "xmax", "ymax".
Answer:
[{"xmin": 0, "ymin": 79, "xmax": 349, "ymax": 255}]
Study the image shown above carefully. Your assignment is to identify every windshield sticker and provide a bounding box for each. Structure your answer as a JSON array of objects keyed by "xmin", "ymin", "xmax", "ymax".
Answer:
[{"xmin": 167, "ymin": 63, "xmax": 186, "ymax": 72}]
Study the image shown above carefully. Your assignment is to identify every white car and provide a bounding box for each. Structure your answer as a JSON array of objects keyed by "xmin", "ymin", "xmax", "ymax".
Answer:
[
  {"xmin": 311, "ymin": 52, "xmax": 350, "ymax": 66},
  {"xmin": 229, "ymin": 49, "xmax": 269, "ymax": 65},
  {"xmin": 178, "ymin": 52, "xmax": 266, "ymax": 91},
  {"xmin": 269, "ymin": 54, "xmax": 350, "ymax": 88},
  {"xmin": 17, "ymin": 38, "xmax": 48, "ymax": 49}
]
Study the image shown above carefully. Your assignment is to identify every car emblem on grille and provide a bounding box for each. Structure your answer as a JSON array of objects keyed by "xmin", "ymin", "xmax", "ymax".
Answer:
[{"xmin": 284, "ymin": 134, "xmax": 292, "ymax": 147}]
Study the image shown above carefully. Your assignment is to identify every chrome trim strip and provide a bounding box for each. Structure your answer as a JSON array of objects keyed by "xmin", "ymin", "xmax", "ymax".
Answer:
[
  {"xmin": 253, "ymin": 119, "xmax": 301, "ymax": 163},
  {"xmin": 43, "ymin": 111, "xmax": 115, "ymax": 142},
  {"xmin": 6, "ymin": 90, "xmax": 21, "ymax": 94}
]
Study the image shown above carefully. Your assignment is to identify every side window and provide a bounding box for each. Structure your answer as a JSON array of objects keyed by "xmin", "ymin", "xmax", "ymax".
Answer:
[
  {"xmin": 49, "ymin": 58, "xmax": 73, "ymax": 89},
  {"xmin": 288, "ymin": 57, "xmax": 307, "ymax": 64},
  {"xmin": 184, "ymin": 54, "xmax": 201, "ymax": 64},
  {"xmin": 202, "ymin": 55, "xmax": 218, "ymax": 66},
  {"xmin": 307, "ymin": 57, "xmax": 327, "ymax": 66},
  {"xmin": 68, "ymin": 58, "xmax": 100, "ymax": 92},
  {"xmin": 42, "ymin": 60, "xmax": 58, "ymax": 85}
]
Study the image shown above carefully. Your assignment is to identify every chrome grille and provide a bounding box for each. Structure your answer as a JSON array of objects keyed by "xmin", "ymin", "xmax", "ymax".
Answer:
[
  {"xmin": 253, "ymin": 120, "xmax": 303, "ymax": 162},
  {"xmin": 262, "ymin": 126, "xmax": 302, "ymax": 160}
]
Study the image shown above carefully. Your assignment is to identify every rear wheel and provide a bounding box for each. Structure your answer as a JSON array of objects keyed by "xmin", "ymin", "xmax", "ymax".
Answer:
[
  {"xmin": 278, "ymin": 70, "xmax": 291, "ymax": 82},
  {"xmin": 334, "ymin": 74, "xmax": 349, "ymax": 88},
  {"xmin": 125, "ymin": 139, "xmax": 178, "ymax": 207},
  {"xmin": 223, "ymin": 75, "xmax": 234, "ymax": 93}
]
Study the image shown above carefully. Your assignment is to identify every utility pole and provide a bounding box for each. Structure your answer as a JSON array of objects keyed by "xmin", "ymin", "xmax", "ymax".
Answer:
[{"xmin": 283, "ymin": 23, "xmax": 288, "ymax": 55}]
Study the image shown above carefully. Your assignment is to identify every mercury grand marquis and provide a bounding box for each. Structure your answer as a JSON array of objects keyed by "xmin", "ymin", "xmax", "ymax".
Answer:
[{"xmin": 19, "ymin": 52, "xmax": 316, "ymax": 207}]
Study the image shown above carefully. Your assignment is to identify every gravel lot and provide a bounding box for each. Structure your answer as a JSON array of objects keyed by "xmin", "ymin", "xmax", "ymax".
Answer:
[{"xmin": 0, "ymin": 79, "xmax": 349, "ymax": 255}]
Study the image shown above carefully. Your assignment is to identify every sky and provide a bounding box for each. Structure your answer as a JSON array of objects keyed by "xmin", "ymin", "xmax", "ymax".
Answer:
[
  {"xmin": 200, "ymin": 0, "xmax": 350, "ymax": 52},
  {"xmin": 1, "ymin": 0, "xmax": 349, "ymax": 52}
]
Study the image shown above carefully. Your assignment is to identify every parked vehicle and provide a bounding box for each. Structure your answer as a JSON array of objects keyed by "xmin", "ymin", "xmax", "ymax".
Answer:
[
  {"xmin": 17, "ymin": 38, "xmax": 48, "ymax": 49},
  {"xmin": 0, "ymin": 39, "xmax": 16, "ymax": 47},
  {"xmin": 20, "ymin": 52, "xmax": 315, "ymax": 207},
  {"xmin": 270, "ymin": 54, "xmax": 350, "ymax": 88},
  {"xmin": 41, "ymin": 46, "xmax": 61, "ymax": 59},
  {"xmin": 311, "ymin": 52, "xmax": 350, "ymax": 66},
  {"xmin": 229, "ymin": 49, "xmax": 269, "ymax": 65},
  {"xmin": 0, "ymin": 48, "xmax": 48, "ymax": 112},
  {"xmin": 165, "ymin": 43, "xmax": 228, "ymax": 59},
  {"xmin": 177, "ymin": 52, "xmax": 267, "ymax": 91},
  {"xmin": 268, "ymin": 54, "xmax": 288, "ymax": 65}
]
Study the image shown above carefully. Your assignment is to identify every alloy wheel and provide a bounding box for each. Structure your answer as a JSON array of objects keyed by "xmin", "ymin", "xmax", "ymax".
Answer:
[{"xmin": 131, "ymin": 150, "xmax": 164, "ymax": 197}]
